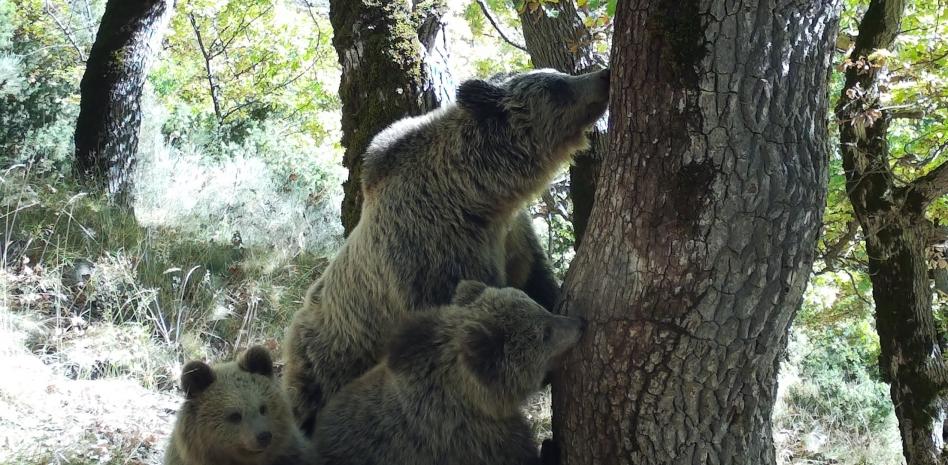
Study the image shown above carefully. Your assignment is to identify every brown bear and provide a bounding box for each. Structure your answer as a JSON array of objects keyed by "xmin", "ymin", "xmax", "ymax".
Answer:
[
  {"xmin": 311, "ymin": 281, "xmax": 585, "ymax": 465},
  {"xmin": 505, "ymin": 210, "xmax": 559, "ymax": 312},
  {"xmin": 164, "ymin": 346, "xmax": 313, "ymax": 465},
  {"xmin": 284, "ymin": 68, "xmax": 610, "ymax": 433}
]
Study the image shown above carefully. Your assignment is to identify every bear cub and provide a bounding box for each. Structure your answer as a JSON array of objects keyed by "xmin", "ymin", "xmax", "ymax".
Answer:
[
  {"xmin": 312, "ymin": 281, "xmax": 585, "ymax": 465},
  {"xmin": 164, "ymin": 346, "xmax": 313, "ymax": 465}
]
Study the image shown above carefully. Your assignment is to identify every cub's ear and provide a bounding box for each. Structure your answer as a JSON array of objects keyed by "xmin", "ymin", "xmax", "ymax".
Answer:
[
  {"xmin": 181, "ymin": 361, "xmax": 215, "ymax": 399},
  {"xmin": 239, "ymin": 345, "xmax": 274, "ymax": 377},
  {"xmin": 453, "ymin": 280, "xmax": 488, "ymax": 306},
  {"xmin": 461, "ymin": 321, "xmax": 506, "ymax": 386},
  {"xmin": 456, "ymin": 79, "xmax": 507, "ymax": 119}
]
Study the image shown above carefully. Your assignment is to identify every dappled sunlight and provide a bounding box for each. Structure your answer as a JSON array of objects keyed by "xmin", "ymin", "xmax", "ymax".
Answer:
[{"xmin": 1, "ymin": 0, "xmax": 945, "ymax": 463}]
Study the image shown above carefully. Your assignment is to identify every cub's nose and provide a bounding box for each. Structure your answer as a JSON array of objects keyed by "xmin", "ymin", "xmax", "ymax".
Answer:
[
  {"xmin": 256, "ymin": 431, "xmax": 273, "ymax": 448},
  {"xmin": 577, "ymin": 317, "xmax": 588, "ymax": 332}
]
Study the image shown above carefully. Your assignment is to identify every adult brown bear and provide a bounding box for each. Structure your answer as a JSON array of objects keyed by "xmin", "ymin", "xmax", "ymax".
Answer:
[{"xmin": 284, "ymin": 68, "xmax": 610, "ymax": 433}]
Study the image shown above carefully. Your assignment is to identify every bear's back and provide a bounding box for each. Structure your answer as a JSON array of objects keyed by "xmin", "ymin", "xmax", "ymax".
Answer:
[{"xmin": 360, "ymin": 105, "xmax": 472, "ymax": 194}]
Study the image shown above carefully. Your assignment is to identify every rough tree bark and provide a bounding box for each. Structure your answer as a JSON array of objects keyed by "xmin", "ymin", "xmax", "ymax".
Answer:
[
  {"xmin": 330, "ymin": 0, "xmax": 447, "ymax": 235},
  {"xmin": 550, "ymin": 2, "xmax": 840, "ymax": 464},
  {"xmin": 518, "ymin": 2, "xmax": 606, "ymax": 248},
  {"xmin": 836, "ymin": 1, "xmax": 948, "ymax": 463},
  {"xmin": 74, "ymin": 0, "xmax": 174, "ymax": 205}
]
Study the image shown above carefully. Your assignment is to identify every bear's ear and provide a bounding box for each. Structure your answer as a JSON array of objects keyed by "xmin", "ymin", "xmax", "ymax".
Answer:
[
  {"xmin": 181, "ymin": 361, "xmax": 215, "ymax": 399},
  {"xmin": 461, "ymin": 321, "xmax": 506, "ymax": 386},
  {"xmin": 456, "ymin": 79, "xmax": 507, "ymax": 119},
  {"xmin": 239, "ymin": 345, "xmax": 274, "ymax": 377},
  {"xmin": 453, "ymin": 280, "xmax": 488, "ymax": 306}
]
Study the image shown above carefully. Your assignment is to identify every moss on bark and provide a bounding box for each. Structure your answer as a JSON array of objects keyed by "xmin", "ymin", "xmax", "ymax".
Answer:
[{"xmin": 329, "ymin": 0, "xmax": 434, "ymax": 234}]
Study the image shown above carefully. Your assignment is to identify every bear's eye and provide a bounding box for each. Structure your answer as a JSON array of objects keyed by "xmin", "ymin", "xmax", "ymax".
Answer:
[
  {"xmin": 226, "ymin": 412, "xmax": 242, "ymax": 424},
  {"xmin": 259, "ymin": 405, "xmax": 267, "ymax": 415},
  {"xmin": 542, "ymin": 325, "xmax": 553, "ymax": 343}
]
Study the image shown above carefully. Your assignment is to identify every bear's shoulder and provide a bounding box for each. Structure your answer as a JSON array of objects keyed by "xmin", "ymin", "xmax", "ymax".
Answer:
[{"xmin": 361, "ymin": 106, "xmax": 462, "ymax": 190}]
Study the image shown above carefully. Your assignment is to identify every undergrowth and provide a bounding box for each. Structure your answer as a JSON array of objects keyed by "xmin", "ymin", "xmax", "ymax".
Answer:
[{"xmin": 1, "ymin": 164, "xmax": 329, "ymax": 382}]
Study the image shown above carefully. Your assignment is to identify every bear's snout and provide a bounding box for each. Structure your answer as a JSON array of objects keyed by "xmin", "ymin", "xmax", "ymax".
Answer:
[
  {"xmin": 557, "ymin": 315, "xmax": 585, "ymax": 333},
  {"xmin": 595, "ymin": 68, "xmax": 610, "ymax": 86},
  {"xmin": 256, "ymin": 431, "xmax": 273, "ymax": 448},
  {"xmin": 577, "ymin": 317, "xmax": 588, "ymax": 333},
  {"xmin": 549, "ymin": 315, "xmax": 585, "ymax": 355},
  {"xmin": 582, "ymin": 68, "xmax": 610, "ymax": 97}
]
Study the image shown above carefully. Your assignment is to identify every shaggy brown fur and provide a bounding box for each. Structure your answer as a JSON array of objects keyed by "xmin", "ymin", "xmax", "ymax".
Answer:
[
  {"xmin": 312, "ymin": 281, "xmax": 585, "ymax": 465},
  {"xmin": 164, "ymin": 346, "xmax": 313, "ymax": 465},
  {"xmin": 284, "ymin": 68, "xmax": 610, "ymax": 433}
]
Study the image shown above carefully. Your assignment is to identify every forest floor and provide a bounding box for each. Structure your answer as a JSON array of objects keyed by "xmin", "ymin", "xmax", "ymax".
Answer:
[
  {"xmin": 0, "ymin": 251, "xmax": 906, "ymax": 465},
  {"xmin": 0, "ymin": 289, "xmax": 903, "ymax": 465},
  {"xmin": 0, "ymin": 308, "xmax": 176, "ymax": 465},
  {"xmin": 0, "ymin": 261, "xmax": 553, "ymax": 465},
  {"xmin": 0, "ymin": 301, "xmax": 553, "ymax": 465}
]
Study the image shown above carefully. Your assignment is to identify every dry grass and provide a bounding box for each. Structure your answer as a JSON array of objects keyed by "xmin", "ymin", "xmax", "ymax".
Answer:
[
  {"xmin": 0, "ymin": 307, "xmax": 177, "ymax": 465},
  {"xmin": 0, "ymin": 167, "xmax": 331, "ymax": 464},
  {"xmin": 524, "ymin": 386, "xmax": 553, "ymax": 441}
]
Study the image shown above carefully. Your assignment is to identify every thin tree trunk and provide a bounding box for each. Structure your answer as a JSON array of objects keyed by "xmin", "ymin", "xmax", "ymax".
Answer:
[
  {"xmin": 550, "ymin": 2, "xmax": 840, "ymax": 464},
  {"xmin": 188, "ymin": 13, "xmax": 223, "ymax": 129},
  {"xmin": 836, "ymin": 1, "xmax": 948, "ymax": 463},
  {"xmin": 330, "ymin": 0, "xmax": 446, "ymax": 235},
  {"xmin": 518, "ymin": 2, "xmax": 606, "ymax": 248},
  {"xmin": 74, "ymin": 0, "xmax": 174, "ymax": 206},
  {"xmin": 414, "ymin": 0, "xmax": 453, "ymax": 110}
]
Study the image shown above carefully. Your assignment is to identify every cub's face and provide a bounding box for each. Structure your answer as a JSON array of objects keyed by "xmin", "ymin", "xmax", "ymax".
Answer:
[
  {"xmin": 178, "ymin": 346, "xmax": 293, "ymax": 463},
  {"xmin": 455, "ymin": 282, "xmax": 585, "ymax": 403},
  {"xmin": 457, "ymin": 68, "xmax": 610, "ymax": 154}
]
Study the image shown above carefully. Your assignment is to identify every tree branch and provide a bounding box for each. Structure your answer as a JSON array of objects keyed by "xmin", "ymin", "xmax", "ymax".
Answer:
[
  {"xmin": 905, "ymin": 160, "xmax": 948, "ymax": 209},
  {"xmin": 413, "ymin": 0, "xmax": 447, "ymax": 50},
  {"xmin": 540, "ymin": 191, "xmax": 571, "ymax": 225},
  {"xmin": 819, "ymin": 219, "xmax": 860, "ymax": 271},
  {"xmin": 43, "ymin": 0, "xmax": 86, "ymax": 62},
  {"xmin": 887, "ymin": 107, "xmax": 926, "ymax": 120},
  {"xmin": 474, "ymin": 0, "xmax": 527, "ymax": 52},
  {"xmin": 189, "ymin": 14, "xmax": 223, "ymax": 127},
  {"xmin": 304, "ymin": 3, "xmax": 325, "ymax": 61},
  {"xmin": 220, "ymin": 98, "xmax": 261, "ymax": 122},
  {"xmin": 215, "ymin": 6, "xmax": 273, "ymax": 59},
  {"xmin": 836, "ymin": 0, "xmax": 908, "ymax": 219}
]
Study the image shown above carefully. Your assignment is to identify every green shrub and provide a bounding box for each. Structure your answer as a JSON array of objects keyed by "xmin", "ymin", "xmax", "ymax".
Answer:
[{"xmin": 774, "ymin": 326, "xmax": 903, "ymax": 465}]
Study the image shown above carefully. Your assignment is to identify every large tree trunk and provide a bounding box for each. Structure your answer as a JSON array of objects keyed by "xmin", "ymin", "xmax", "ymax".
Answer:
[
  {"xmin": 836, "ymin": 1, "xmax": 948, "ymax": 463},
  {"xmin": 550, "ymin": 2, "xmax": 840, "ymax": 464},
  {"xmin": 74, "ymin": 0, "xmax": 174, "ymax": 206},
  {"xmin": 330, "ymin": 0, "xmax": 447, "ymax": 235},
  {"xmin": 518, "ymin": 2, "xmax": 606, "ymax": 248}
]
